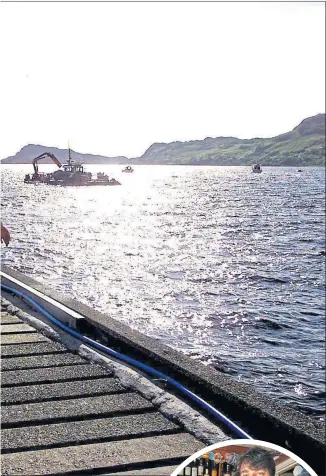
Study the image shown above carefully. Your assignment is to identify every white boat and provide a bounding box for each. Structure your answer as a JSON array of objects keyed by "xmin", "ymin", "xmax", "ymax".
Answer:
[
  {"xmin": 122, "ymin": 166, "xmax": 134, "ymax": 173},
  {"xmin": 252, "ymin": 164, "xmax": 262, "ymax": 173}
]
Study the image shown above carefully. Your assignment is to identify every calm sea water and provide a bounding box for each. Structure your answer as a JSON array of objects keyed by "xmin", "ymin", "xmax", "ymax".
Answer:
[{"xmin": 1, "ymin": 164, "xmax": 325, "ymax": 419}]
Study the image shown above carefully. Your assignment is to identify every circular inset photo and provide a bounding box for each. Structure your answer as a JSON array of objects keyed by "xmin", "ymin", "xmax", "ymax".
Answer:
[{"xmin": 171, "ymin": 440, "xmax": 318, "ymax": 476}]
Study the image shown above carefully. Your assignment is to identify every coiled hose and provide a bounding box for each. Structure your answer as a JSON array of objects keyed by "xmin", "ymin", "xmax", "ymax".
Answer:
[{"xmin": 1, "ymin": 283, "xmax": 251, "ymax": 439}]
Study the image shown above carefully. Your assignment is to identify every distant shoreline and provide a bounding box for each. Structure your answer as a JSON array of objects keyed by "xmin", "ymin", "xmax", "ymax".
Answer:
[
  {"xmin": 1, "ymin": 163, "xmax": 324, "ymax": 167},
  {"xmin": 1, "ymin": 114, "xmax": 325, "ymax": 167}
]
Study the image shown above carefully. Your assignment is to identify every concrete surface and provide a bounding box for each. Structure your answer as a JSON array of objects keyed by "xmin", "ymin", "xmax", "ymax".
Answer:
[
  {"xmin": 1, "ymin": 301, "xmax": 207, "ymax": 476},
  {"xmin": 1, "ymin": 341, "xmax": 66, "ymax": 356},
  {"xmin": 2, "ymin": 413, "xmax": 179, "ymax": 451},
  {"xmin": 2, "ymin": 363, "xmax": 110, "ymax": 386},
  {"xmin": 2, "ymin": 265, "xmax": 323, "ymax": 453},
  {"xmin": 1, "ymin": 433, "xmax": 201, "ymax": 476},
  {"xmin": 1, "ymin": 322, "xmax": 38, "ymax": 333},
  {"xmin": 1, "ymin": 353, "xmax": 85, "ymax": 370},
  {"xmin": 2, "ymin": 266, "xmax": 324, "ymax": 474},
  {"xmin": 2, "ymin": 392, "xmax": 153, "ymax": 425},
  {"xmin": 1, "ymin": 332, "xmax": 50, "ymax": 344},
  {"xmin": 2, "ymin": 377, "xmax": 125, "ymax": 404}
]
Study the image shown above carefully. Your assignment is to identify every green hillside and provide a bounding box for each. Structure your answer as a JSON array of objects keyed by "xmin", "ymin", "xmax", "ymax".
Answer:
[
  {"xmin": 2, "ymin": 114, "xmax": 325, "ymax": 166},
  {"xmin": 134, "ymin": 114, "xmax": 325, "ymax": 166}
]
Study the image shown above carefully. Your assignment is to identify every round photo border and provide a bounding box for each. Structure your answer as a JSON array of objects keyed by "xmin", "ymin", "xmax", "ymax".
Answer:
[{"xmin": 171, "ymin": 439, "xmax": 318, "ymax": 476}]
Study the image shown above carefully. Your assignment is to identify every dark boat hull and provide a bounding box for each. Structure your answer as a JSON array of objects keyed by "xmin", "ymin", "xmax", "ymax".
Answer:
[{"xmin": 24, "ymin": 179, "xmax": 121, "ymax": 186}]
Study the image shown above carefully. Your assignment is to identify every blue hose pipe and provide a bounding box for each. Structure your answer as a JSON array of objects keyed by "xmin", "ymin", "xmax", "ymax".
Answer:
[{"xmin": 1, "ymin": 283, "xmax": 251, "ymax": 439}]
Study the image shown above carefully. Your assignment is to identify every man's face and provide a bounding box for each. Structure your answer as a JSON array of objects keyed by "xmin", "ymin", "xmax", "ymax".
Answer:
[{"xmin": 239, "ymin": 462, "xmax": 271, "ymax": 476}]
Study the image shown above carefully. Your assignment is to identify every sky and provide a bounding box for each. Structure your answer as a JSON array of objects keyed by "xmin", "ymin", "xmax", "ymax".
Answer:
[{"xmin": 0, "ymin": 2, "xmax": 325, "ymax": 160}]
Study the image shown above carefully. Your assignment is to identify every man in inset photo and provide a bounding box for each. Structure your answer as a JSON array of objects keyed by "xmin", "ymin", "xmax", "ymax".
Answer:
[{"xmin": 237, "ymin": 447, "xmax": 276, "ymax": 476}]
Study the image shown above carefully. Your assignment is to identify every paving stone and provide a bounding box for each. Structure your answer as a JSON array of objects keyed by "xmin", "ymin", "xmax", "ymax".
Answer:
[
  {"xmin": 2, "ymin": 412, "xmax": 178, "ymax": 451},
  {"xmin": 0, "ymin": 316, "xmax": 22, "ymax": 324},
  {"xmin": 2, "ymin": 392, "xmax": 153, "ymax": 425},
  {"xmin": 2, "ymin": 364, "xmax": 110, "ymax": 386},
  {"xmin": 0, "ymin": 323, "xmax": 37, "ymax": 334},
  {"xmin": 1, "ymin": 334, "xmax": 50, "ymax": 345},
  {"xmin": 2, "ymin": 377, "xmax": 125, "ymax": 404},
  {"xmin": 1, "ymin": 433, "xmax": 202, "ymax": 476},
  {"xmin": 1, "ymin": 342, "xmax": 66, "ymax": 357},
  {"xmin": 1, "ymin": 353, "xmax": 85, "ymax": 371}
]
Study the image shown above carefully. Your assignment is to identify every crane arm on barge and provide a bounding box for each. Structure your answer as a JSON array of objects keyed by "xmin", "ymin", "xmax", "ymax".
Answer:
[{"xmin": 33, "ymin": 152, "xmax": 62, "ymax": 175}]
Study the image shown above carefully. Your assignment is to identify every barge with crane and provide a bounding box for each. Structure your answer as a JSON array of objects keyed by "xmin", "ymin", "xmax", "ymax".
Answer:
[{"xmin": 24, "ymin": 150, "xmax": 121, "ymax": 186}]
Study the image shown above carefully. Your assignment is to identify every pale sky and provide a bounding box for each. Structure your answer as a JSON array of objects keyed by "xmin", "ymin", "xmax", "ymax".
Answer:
[{"xmin": 0, "ymin": 2, "xmax": 325, "ymax": 160}]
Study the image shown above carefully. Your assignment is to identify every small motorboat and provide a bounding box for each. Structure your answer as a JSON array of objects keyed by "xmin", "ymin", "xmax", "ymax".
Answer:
[
  {"xmin": 122, "ymin": 166, "xmax": 134, "ymax": 173},
  {"xmin": 252, "ymin": 164, "xmax": 262, "ymax": 173},
  {"xmin": 298, "ymin": 169, "xmax": 303, "ymax": 172}
]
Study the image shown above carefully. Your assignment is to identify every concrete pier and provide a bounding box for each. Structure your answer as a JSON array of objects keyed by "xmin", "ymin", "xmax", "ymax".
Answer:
[
  {"xmin": 1, "ymin": 265, "xmax": 325, "ymax": 475},
  {"xmin": 1, "ymin": 301, "xmax": 209, "ymax": 475}
]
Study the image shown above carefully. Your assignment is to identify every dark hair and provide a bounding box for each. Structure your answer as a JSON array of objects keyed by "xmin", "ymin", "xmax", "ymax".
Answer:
[{"xmin": 237, "ymin": 447, "xmax": 276, "ymax": 476}]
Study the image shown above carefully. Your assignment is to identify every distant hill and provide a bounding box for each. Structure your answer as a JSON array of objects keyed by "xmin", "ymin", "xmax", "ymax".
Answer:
[
  {"xmin": 132, "ymin": 113, "xmax": 325, "ymax": 166},
  {"xmin": 1, "ymin": 144, "xmax": 128, "ymax": 165},
  {"xmin": 2, "ymin": 114, "xmax": 325, "ymax": 166}
]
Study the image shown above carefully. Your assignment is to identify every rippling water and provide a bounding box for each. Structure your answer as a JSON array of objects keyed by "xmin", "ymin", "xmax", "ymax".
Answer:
[{"xmin": 1, "ymin": 164, "xmax": 325, "ymax": 418}]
